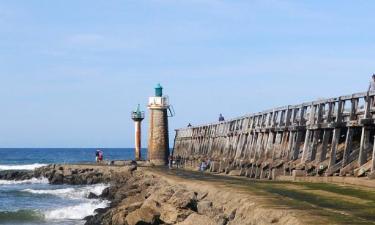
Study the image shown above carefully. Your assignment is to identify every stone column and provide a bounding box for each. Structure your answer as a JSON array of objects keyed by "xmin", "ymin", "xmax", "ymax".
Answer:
[{"xmin": 148, "ymin": 107, "xmax": 169, "ymax": 165}]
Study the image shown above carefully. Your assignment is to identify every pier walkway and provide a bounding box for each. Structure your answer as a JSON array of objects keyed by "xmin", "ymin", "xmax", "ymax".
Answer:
[{"xmin": 148, "ymin": 167, "xmax": 375, "ymax": 225}]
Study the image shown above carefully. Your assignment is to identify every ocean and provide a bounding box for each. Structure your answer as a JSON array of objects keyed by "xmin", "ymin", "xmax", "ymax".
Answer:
[{"xmin": 0, "ymin": 148, "xmax": 147, "ymax": 225}]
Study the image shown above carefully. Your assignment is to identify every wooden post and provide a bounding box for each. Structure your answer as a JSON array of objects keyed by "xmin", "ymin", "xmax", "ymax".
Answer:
[
  {"xmin": 372, "ymin": 136, "xmax": 375, "ymax": 172},
  {"xmin": 301, "ymin": 129, "xmax": 312, "ymax": 162},
  {"xmin": 359, "ymin": 127, "xmax": 370, "ymax": 166},
  {"xmin": 318, "ymin": 129, "xmax": 331, "ymax": 162},
  {"xmin": 310, "ymin": 130, "xmax": 321, "ymax": 161},
  {"xmin": 328, "ymin": 128, "xmax": 340, "ymax": 168},
  {"xmin": 342, "ymin": 128, "xmax": 354, "ymax": 167},
  {"xmin": 265, "ymin": 132, "xmax": 275, "ymax": 160},
  {"xmin": 292, "ymin": 131, "xmax": 303, "ymax": 160},
  {"xmin": 287, "ymin": 131, "xmax": 295, "ymax": 160}
]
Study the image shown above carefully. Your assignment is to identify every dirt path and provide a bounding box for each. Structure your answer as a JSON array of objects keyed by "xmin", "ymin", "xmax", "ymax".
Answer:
[{"xmin": 144, "ymin": 167, "xmax": 375, "ymax": 225}]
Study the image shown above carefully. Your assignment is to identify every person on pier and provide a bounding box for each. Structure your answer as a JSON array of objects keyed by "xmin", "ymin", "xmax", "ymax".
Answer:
[
  {"xmin": 218, "ymin": 113, "xmax": 225, "ymax": 122},
  {"xmin": 368, "ymin": 74, "xmax": 375, "ymax": 92}
]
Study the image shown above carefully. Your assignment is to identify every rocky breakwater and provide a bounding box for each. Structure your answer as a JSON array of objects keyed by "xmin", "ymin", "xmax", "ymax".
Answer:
[
  {"xmin": 84, "ymin": 168, "xmax": 303, "ymax": 225},
  {"xmin": 25, "ymin": 164, "xmax": 302, "ymax": 225},
  {"xmin": 34, "ymin": 163, "xmax": 136, "ymax": 185},
  {"xmin": 85, "ymin": 171, "xmax": 237, "ymax": 225},
  {"xmin": 0, "ymin": 170, "xmax": 34, "ymax": 180}
]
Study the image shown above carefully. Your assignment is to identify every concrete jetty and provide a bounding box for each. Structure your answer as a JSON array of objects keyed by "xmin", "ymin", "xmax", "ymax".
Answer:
[{"xmin": 173, "ymin": 91, "xmax": 375, "ymax": 180}]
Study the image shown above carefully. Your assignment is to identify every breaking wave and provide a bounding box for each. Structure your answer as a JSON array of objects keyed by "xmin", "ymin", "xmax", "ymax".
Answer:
[
  {"xmin": 44, "ymin": 200, "xmax": 109, "ymax": 220},
  {"xmin": 0, "ymin": 177, "xmax": 49, "ymax": 185},
  {"xmin": 22, "ymin": 183, "xmax": 109, "ymax": 199},
  {"xmin": 0, "ymin": 163, "xmax": 47, "ymax": 171}
]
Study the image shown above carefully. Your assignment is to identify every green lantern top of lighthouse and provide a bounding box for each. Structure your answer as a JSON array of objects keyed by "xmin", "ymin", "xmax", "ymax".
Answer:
[
  {"xmin": 155, "ymin": 83, "xmax": 163, "ymax": 97},
  {"xmin": 131, "ymin": 104, "xmax": 145, "ymax": 121}
]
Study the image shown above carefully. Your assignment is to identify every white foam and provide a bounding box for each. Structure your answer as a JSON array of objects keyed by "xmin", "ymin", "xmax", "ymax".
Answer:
[
  {"xmin": 0, "ymin": 177, "xmax": 49, "ymax": 185},
  {"xmin": 22, "ymin": 183, "xmax": 109, "ymax": 199},
  {"xmin": 0, "ymin": 163, "xmax": 47, "ymax": 171},
  {"xmin": 44, "ymin": 199, "xmax": 109, "ymax": 220}
]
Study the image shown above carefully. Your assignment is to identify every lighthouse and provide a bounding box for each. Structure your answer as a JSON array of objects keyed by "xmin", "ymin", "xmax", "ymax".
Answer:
[
  {"xmin": 131, "ymin": 104, "xmax": 145, "ymax": 161},
  {"xmin": 148, "ymin": 84, "xmax": 171, "ymax": 165}
]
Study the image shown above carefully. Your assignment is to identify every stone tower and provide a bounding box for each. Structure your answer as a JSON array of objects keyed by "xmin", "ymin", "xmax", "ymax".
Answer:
[
  {"xmin": 131, "ymin": 104, "xmax": 145, "ymax": 161},
  {"xmin": 148, "ymin": 84, "xmax": 170, "ymax": 165}
]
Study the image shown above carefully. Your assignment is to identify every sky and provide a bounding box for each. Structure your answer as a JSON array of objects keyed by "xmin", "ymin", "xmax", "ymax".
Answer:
[{"xmin": 0, "ymin": 0, "xmax": 374, "ymax": 148}]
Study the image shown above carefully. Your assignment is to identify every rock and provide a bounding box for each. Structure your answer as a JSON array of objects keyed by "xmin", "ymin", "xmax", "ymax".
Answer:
[
  {"xmin": 168, "ymin": 189, "xmax": 197, "ymax": 211},
  {"xmin": 125, "ymin": 207, "xmax": 161, "ymax": 225},
  {"xmin": 0, "ymin": 170, "xmax": 34, "ymax": 180},
  {"xmin": 197, "ymin": 201, "xmax": 213, "ymax": 214},
  {"xmin": 50, "ymin": 170, "xmax": 64, "ymax": 184},
  {"xmin": 88, "ymin": 192, "xmax": 99, "ymax": 199},
  {"xmin": 176, "ymin": 213, "xmax": 216, "ymax": 225}
]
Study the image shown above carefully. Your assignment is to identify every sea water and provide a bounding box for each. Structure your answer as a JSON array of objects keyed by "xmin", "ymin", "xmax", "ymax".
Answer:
[{"xmin": 0, "ymin": 148, "xmax": 147, "ymax": 225}]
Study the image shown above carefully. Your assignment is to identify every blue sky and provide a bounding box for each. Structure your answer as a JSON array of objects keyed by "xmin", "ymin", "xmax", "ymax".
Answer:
[{"xmin": 0, "ymin": 0, "xmax": 374, "ymax": 148}]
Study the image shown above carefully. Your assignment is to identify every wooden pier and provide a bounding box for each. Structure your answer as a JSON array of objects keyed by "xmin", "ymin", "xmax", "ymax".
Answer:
[{"xmin": 172, "ymin": 91, "xmax": 375, "ymax": 180}]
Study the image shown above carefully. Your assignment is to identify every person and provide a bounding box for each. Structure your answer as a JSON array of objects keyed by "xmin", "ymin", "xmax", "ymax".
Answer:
[
  {"xmin": 95, "ymin": 150, "xmax": 100, "ymax": 163},
  {"xmin": 206, "ymin": 158, "xmax": 211, "ymax": 170},
  {"xmin": 218, "ymin": 113, "xmax": 225, "ymax": 122},
  {"xmin": 168, "ymin": 155, "xmax": 173, "ymax": 169},
  {"xmin": 98, "ymin": 150, "xmax": 103, "ymax": 163},
  {"xmin": 187, "ymin": 123, "xmax": 192, "ymax": 128},
  {"xmin": 200, "ymin": 160, "xmax": 207, "ymax": 171},
  {"xmin": 368, "ymin": 74, "xmax": 375, "ymax": 92},
  {"xmin": 176, "ymin": 155, "xmax": 181, "ymax": 168}
]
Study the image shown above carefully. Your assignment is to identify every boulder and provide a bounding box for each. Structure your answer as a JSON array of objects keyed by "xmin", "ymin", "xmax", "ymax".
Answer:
[
  {"xmin": 176, "ymin": 213, "xmax": 216, "ymax": 225},
  {"xmin": 168, "ymin": 189, "xmax": 197, "ymax": 211},
  {"xmin": 197, "ymin": 201, "xmax": 213, "ymax": 214},
  {"xmin": 125, "ymin": 207, "xmax": 161, "ymax": 225}
]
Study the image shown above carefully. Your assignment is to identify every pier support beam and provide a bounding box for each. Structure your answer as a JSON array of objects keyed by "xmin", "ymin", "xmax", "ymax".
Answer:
[
  {"xmin": 328, "ymin": 128, "xmax": 340, "ymax": 169},
  {"xmin": 359, "ymin": 127, "xmax": 370, "ymax": 166},
  {"xmin": 301, "ymin": 129, "xmax": 312, "ymax": 163},
  {"xmin": 310, "ymin": 130, "xmax": 321, "ymax": 161},
  {"xmin": 318, "ymin": 129, "xmax": 331, "ymax": 163},
  {"xmin": 292, "ymin": 131, "xmax": 303, "ymax": 160},
  {"xmin": 342, "ymin": 128, "xmax": 354, "ymax": 168}
]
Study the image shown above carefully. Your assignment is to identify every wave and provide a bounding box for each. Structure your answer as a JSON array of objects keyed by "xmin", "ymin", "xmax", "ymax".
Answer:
[
  {"xmin": 0, "ymin": 209, "xmax": 43, "ymax": 222},
  {"xmin": 0, "ymin": 163, "xmax": 47, "ymax": 171},
  {"xmin": 22, "ymin": 183, "xmax": 109, "ymax": 199},
  {"xmin": 0, "ymin": 177, "xmax": 49, "ymax": 185},
  {"xmin": 44, "ymin": 200, "xmax": 109, "ymax": 220}
]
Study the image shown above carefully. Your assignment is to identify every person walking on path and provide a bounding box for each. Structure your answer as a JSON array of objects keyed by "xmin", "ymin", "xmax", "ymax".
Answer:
[{"xmin": 168, "ymin": 155, "xmax": 173, "ymax": 169}]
